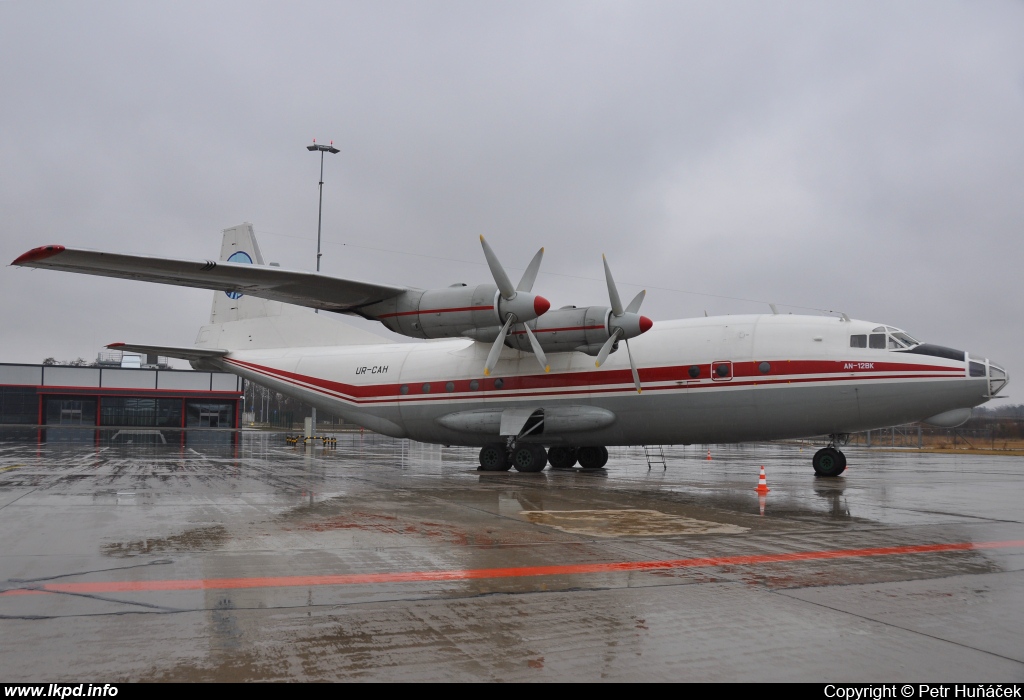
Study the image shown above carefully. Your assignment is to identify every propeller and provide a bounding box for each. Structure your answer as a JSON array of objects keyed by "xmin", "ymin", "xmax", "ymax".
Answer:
[
  {"xmin": 479, "ymin": 237, "xmax": 550, "ymax": 375},
  {"xmin": 484, "ymin": 314, "xmax": 515, "ymax": 376},
  {"xmin": 594, "ymin": 254, "xmax": 653, "ymax": 393},
  {"xmin": 522, "ymin": 323, "xmax": 550, "ymax": 373}
]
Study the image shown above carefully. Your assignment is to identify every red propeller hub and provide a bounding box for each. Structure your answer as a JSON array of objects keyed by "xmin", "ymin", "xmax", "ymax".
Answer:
[
  {"xmin": 639, "ymin": 316, "xmax": 653, "ymax": 334},
  {"xmin": 534, "ymin": 295, "xmax": 551, "ymax": 316}
]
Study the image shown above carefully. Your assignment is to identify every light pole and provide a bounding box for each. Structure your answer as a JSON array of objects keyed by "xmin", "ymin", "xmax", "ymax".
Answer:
[
  {"xmin": 306, "ymin": 139, "xmax": 339, "ymax": 434},
  {"xmin": 307, "ymin": 139, "xmax": 340, "ymax": 280}
]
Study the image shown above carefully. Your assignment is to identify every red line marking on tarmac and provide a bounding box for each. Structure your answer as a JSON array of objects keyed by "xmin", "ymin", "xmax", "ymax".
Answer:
[{"xmin": 4, "ymin": 540, "xmax": 1022, "ymax": 597}]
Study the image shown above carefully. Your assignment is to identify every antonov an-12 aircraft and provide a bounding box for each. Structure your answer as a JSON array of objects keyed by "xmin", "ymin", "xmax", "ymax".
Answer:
[{"xmin": 13, "ymin": 223, "xmax": 1008, "ymax": 476}]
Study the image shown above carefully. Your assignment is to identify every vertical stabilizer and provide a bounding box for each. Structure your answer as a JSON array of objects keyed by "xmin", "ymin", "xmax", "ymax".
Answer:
[
  {"xmin": 209, "ymin": 223, "xmax": 278, "ymax": 323},
  {"xmin": 199, "ymin": 222, "xmax": 387, "ymax": 350}
]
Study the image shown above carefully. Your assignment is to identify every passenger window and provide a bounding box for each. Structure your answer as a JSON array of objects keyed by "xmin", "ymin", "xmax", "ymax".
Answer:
[
  {"xmin": 869, "ymin": 334, "xmax": 886, "ymax": 349},
  {"xmin": 850, "ymin": 335, "xmax": 867, "ymax": 348}
]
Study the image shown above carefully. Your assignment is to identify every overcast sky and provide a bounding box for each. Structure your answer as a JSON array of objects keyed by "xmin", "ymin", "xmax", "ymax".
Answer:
[{"xmin": 2, "ymin": 1, "xmax": 1022, "ymax": 387}]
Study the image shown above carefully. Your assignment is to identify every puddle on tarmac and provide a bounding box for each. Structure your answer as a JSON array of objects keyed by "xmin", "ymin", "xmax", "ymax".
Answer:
[
  {"xmin": 102, "ymin": 524, "xmax": 229, "ymax": 557},
  {"xmin": 520, "ymin": 509, "xmax": 748, "ymax": 537}
]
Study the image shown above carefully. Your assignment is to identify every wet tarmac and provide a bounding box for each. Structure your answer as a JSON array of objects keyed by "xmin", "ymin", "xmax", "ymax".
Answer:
[{"xmin": 1, "ymin": 430, "xmax": 1022, "ymax": 681}]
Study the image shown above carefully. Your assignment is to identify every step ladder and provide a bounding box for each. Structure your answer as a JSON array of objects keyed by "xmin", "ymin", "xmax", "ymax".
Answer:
[{"xmin": 643, "ymin": 445, "xmax": 667, "ymax": 471}]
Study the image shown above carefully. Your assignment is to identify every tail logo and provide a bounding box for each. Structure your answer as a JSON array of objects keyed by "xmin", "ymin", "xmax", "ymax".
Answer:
[{"xmin": 225, "ymin": 251, "xmax": 253, "ymax": 299}]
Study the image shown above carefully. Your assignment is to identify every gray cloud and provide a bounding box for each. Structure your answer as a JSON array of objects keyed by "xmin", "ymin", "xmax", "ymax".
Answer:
[{"xmin": 2, "ymin": 0, "xmax": 1022, "ymax": 381}]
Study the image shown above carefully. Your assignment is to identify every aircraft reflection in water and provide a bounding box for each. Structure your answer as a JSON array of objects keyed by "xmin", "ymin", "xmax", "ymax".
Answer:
[{"xmin": 13, "ymin": 224, "xmax": 1008, "ymax": 476}]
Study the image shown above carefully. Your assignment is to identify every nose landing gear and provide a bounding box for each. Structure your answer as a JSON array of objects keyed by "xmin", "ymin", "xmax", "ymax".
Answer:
[{"xmin": 812, "ymin": 434, "xmax": 848, "ymax": 477}]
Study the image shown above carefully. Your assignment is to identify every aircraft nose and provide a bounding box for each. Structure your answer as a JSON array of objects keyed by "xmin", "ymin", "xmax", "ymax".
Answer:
[{"xmin": 989, "ymin": 361, "xmax": 1009, "ymax": 395}]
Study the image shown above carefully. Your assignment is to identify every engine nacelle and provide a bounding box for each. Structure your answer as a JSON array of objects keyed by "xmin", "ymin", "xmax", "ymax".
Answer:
[
  {"xmin": 360, "ymin": 284, "xmax": 549, "ymax": 340},
  {"xmin": 504, "ymin": 305, "xmax": 653, "ymax": 356},
  {"xmin": 504, "ymin": 306, "xmax": 609, "ymax": 356}
]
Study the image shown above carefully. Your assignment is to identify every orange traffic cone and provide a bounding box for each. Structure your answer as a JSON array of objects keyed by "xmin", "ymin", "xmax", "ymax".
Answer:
[
  {"xmin": 755, "ymin": 465, "xmax": 770, "ymax": 493},
  {"xmin": 706, "ymin": 448, "xmax": 712, "ymax": 461}
]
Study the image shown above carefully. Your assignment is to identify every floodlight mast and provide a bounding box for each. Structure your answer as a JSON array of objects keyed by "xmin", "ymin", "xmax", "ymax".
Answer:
[
  {"xmin": 306, "ymin": 140, "xmax": 340, "ymax": 279},
  {"xmin": 306, "ymin": 139, "xmax": 339, "ymax": 435}
]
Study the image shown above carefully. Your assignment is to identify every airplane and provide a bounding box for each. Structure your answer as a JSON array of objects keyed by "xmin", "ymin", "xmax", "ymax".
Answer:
[{"xmin": 11, "ymin": 223, "xmax": 1009, "ymax": 476}]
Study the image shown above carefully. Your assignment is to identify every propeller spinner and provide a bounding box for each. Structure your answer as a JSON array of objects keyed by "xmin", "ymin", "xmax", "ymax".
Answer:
[{"xmin": 594, "ymin": 254, "xmax": 653, "ymax": 393}]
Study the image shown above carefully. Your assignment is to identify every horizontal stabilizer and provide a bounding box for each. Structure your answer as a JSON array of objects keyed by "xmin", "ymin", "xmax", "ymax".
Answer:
[
  {"xmin": 106, "ymin": 342, "xmax": 229, "ymax": 363},
  {"xmin": 12, "ymin": 246, "xmax": 409, "ymax": 313}
]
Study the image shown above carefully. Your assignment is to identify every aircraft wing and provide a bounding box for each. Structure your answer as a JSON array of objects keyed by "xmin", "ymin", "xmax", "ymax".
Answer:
[
  {"xmin": 11, "ymin": 245, "xmax": 410, "ymax": 313},
  {"xmin": 105, "ymin": 342, "xmax": 229, "ymax": 363}
]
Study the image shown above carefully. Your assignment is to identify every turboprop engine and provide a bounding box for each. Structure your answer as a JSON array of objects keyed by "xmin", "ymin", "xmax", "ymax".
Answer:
[
  {"xmin": 504, "ymin": 255, "xmax": 653, "ymax": 392},
  {"xmin": 357, "ymin": 237, "xmax": 551, "ymax": 363}
]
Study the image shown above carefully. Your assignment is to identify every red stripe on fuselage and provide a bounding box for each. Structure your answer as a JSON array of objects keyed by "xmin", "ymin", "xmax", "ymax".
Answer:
[{"xmin": 224, "ymin": 356, "xmax": 966, "ymax": 406}]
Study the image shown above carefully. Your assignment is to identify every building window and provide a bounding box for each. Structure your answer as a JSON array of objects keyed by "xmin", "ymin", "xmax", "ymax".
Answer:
[
  {"xmin": 100, "ymin": 398, "xmax": 182, "ymax": 427},
  {"xmin": 0, "ymin": 388, "xmax": 38, "ymax": 424},
  {"xmin": 44, "ymin": 398, "xmax": 96, "ymax": 425},
  {"xmin": 185, "ymin": 402, "xmax": 234, "ymax": 428}
]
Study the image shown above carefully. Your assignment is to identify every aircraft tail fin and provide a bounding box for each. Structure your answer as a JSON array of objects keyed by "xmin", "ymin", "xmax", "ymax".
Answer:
[
  {"xmin": 199, "ymin": 223, "xmax": 387, "ymax": 350},
  {"xmin": 209, "ymin": 223, "xmax": 271, "ymax": 324}
]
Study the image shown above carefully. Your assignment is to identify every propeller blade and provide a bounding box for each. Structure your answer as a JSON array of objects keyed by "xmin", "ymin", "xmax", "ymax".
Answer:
[
  {"xmin": 594, "ymin": 328, "xmax": 622, "ymax": 368},
  {"xmin": 625, "ymin": 338, "xmax": 641, "ymax": 394},
  {"xmin": 480, "ymin": 236, "xmax": 516, "ymax": 299},
  {"xmin": 483, "ymin": 314, "xmax": 514, "ymax": 376},
  {"xmin": 625, "ymin": 289, "xmax": 646, "ymax": 314},
  {"xmin": 522, "ymin": 323, "xmax": 550, "ymax": 373},
  {"xmin": 602, "ymin": 254, "xmax": 624, "ymax": 316},
  {"xmin": 516, "ymin": 247, "xmax": 544, "ymax": 293}
]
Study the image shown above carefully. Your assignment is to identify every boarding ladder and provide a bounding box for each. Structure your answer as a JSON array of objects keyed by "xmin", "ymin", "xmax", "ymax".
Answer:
[{"xmin": 643, "ymin": 445, "xmax": 667, "ymax": 471}]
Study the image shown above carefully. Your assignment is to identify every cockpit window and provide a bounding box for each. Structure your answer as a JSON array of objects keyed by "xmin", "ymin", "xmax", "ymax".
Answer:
[
  {"xmin": 888, "ymin": 335, "xmax": 907, "ymax": 350},
  {"xmin": 869, "ymin": 333, "xmax": 886, "ymax": 349},
  {"xmin": 891, "ymin": 332, "xmax": 919, "ymax": 347},
  {"xmin": 850, "ymin": 334, "xmax": 867, "ymax": 348}
]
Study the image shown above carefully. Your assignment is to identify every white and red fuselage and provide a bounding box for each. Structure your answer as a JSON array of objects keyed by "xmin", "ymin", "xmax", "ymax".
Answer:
[{"xmin": 211, "ymin": 313, "xmax": 1002, "ymax": 446}]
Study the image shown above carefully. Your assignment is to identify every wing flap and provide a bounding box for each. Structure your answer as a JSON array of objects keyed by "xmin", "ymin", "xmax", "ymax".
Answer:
[{"xmin": 12, "ymin": 246, "xmax": 409, "ymax": 312}]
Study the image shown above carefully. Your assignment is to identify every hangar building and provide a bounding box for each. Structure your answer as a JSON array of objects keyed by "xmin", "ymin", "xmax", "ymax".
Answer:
[{"xmin": 0, "ymin": 359, "xmax": 243, "ymax": 431}]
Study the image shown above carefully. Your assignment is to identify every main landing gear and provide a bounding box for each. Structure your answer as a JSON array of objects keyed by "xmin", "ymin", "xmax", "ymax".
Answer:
[
  {"xmin": 812, "ymin": 434, "xmax": 848, "ymax": 477},
  {"xmin": 479, "ymin": 443, "xmax": 608, "ymax": 472}
]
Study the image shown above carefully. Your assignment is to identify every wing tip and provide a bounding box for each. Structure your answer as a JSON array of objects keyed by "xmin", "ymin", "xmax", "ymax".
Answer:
[
  {"xmin": 12, "ymin": 245, "xmax": 65, "ymax": 266},
  {"xmin": 106, "ymin": 342, "xmax": 126, "ymax": 348}
]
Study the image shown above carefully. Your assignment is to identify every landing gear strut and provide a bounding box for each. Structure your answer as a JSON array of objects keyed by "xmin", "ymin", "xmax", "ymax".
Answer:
[{"xmin": 812, "ymin": 435, "xmax": 847, "ymax": 477}]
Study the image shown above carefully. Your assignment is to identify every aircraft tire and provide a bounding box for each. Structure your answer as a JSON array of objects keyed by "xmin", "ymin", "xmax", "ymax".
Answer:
[
  {"xmin": 479, "ymin": 444, "xmax": 511, "ymax": 471},
  {"xmin": 812, "ymin": 447, "xmax": 846, "ymax": 477},
  {"xmin": 511, "ymin": 444, "xmax": 547, "ymax": 473},
  {"xmin": 578, "ymin": 446, "xmax": 609, "ymax": 470},
  {"xmin": 548, "ymin": 446, "xmax": 578, "ymax": 469}
]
